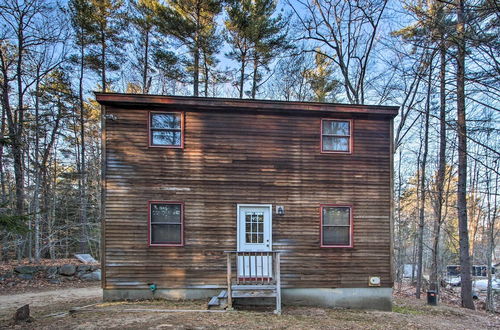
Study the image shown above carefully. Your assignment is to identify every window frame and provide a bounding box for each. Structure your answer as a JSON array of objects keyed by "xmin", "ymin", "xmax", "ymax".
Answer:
[
  {"xmin": 148, "ymin": 111, "xmax": 184, "ymax": 149},
  {"xmin": 320, "ymin": 204, "xmax": 354, "ymax": 248},
  {"xmin": 148, "ymin": 201, "xmax": 184, "ymax": 247},
  {"xmin": 320, "ymin": 118, "xmax": 353, "ymax": 154}
]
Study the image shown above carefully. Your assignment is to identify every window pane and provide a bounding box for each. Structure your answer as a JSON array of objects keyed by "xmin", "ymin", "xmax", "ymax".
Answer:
[
  {"xmin": 323, "ymin": 120, "xmax": 349, "ymax": 135},
  {"xmin": 151, "ymin": 204, "xmax": 181, "ymax": 223},
  {"xmin": 257, "ymin": 233, "xmax": 263, "ymax": 243},
  {"xmin": 152, "ymin": 130, "xmax": 181, "ymax": 146},
  {"xmin": 323, "ymin": 207, "xmax": 350, "ymax": 226},
  {"xmin": 151, "ymin": 113, "xmax": 181, "ymax": 129},
  {"xmin": 323, "ymin": 226, "xmax": 350, "ymax": 246},
  {"xmin": 245, "ymin": 211, "xmax": 264, "ymax": 244},
  {"xmin": 151, "ymin": 224, "xmax": 181, "ymax": 244},
  {"xmin": 322, "ymin": 136, "xmax": 349, "ymax": 151}
]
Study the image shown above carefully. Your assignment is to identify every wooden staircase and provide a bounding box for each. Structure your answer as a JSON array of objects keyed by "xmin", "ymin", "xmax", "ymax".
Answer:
[
  {"xmin": 207, "ymin": 290, "xmax": 228, "ymax": 310},
  {"xmin": 207, "ymin": 251, "xmax": 281, "ymax": 314}
]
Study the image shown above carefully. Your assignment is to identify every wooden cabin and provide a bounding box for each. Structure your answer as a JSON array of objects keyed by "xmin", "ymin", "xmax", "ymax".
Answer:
[{"xmin": 96, "ymin": 93, "xmax": 398, "ymax": 311}]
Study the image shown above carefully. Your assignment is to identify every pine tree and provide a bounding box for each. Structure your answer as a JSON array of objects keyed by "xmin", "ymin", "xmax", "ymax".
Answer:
[
  {"xmin": 225, "ymin": 0, "xmax": 290, "ymax": 99},
  {"xmin": 156, "ymin": 0, "xmax": 223, "ymax": 96},
  {"xmin": 304, "ymin": 52, "xmax": 340, "ymax": 102},
  {"xmin": 69, "ymin": 0, "xmax": 98, "ymax": 255},
  {"xmin": 129, "ymin": 0, "xmax": 161, "ymax": 94},
  {"xmin": 88, "ymin": 0, "xmax": 126, "ymax": 92}
]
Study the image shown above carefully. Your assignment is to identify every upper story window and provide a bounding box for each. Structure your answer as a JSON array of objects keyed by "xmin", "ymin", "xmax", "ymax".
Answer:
[
  {"xmin": 149, "ymin": 112, "xmax": 183, "ymax": 148},
  {"xmin": 321, "ymin": 205, "xmax": 353, "ymax": 248},
  {"xmin": 149, "ymin": 202, "xmax": 184, "ymax": 246},
  {"xmin": 321, "ymin": 119, "xmax": 352, "ymax": 153}
]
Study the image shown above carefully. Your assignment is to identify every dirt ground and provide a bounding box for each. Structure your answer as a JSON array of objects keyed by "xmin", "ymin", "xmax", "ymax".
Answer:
[{"xmin": 1, "ymin": 285, "xmax": 499, "ymax": 329}]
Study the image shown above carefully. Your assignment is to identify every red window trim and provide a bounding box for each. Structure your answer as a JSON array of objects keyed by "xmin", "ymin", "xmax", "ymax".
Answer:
[
  {"xmin": 148, "ymin": 201, "xmax": 184, "ymax": 247},
  {"xmin": 320, "ymin": 118, "xmax": 353, "ymax": 154},
  {"xmin": 320, "ymin": 204, "xmax": 354, "ymax": 248},
  {"xmin": 148, "ymin": 111, "xmax": 185, "ymax": 149}
]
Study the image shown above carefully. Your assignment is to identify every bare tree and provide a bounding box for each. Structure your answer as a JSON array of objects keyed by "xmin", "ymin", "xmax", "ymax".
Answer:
[
  {"xmin": 289, "ymin": 0, "xmax": 388, "ymax": 104},
  {"xmin": 455, "ymin": 0, "xmax": 474, "ymax": 310}
]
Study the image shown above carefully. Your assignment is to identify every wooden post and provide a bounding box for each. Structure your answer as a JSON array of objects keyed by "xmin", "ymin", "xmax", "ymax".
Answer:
[
  {"xmin": 274, "ymin": 252, "xmax": 281, "ymax": 315},
  {"xmin": 227, "ymin": 253, "xmax": 233, "ymax": 310}
]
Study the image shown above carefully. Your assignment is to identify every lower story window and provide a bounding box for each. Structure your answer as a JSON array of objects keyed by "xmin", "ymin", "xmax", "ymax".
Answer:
[
  {"xmin": 149, "ymin": 202, "xmax": 183, "ymax": 246},
  {"xmin": 321, "ymin": 205, "xmax": 352, "ymax": 247}
]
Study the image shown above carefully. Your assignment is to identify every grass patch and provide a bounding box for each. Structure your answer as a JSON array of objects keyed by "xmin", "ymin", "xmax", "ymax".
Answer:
[{"xmin": 392, "ymin": 304, "xmax": 425, "ymax": 315}]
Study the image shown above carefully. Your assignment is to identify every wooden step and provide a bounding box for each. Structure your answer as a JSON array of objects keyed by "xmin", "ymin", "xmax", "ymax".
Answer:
[
  {"xmin": 207, "ymin": 290, "xmax": 228, "ymax": 310},
  {"xmin": 232, "ymin": 289, "xmax": 277, "ymax": 298}
]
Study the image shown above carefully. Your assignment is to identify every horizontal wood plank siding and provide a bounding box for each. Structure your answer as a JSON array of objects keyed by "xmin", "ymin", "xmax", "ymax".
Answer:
[{"xmin": 102, "ymin": 100, "xmax": 394, "ymax": 290}]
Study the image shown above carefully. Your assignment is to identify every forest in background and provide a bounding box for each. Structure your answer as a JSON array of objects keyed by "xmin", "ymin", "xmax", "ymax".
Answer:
[{"xmin": 0, "ymin": 0, "xmax": 498, "ymax": 311}]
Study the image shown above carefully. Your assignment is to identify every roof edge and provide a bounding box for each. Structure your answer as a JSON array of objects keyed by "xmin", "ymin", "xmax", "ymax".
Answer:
[{"xmin": 94, "ymin": 92, "xmax": 399, "ymax": 117}]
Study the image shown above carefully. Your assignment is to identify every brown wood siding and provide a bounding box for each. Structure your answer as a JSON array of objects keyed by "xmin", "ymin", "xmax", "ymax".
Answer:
[{"xmin": 103, "ymin": 102, "xmax": 394, "ymax": 290}]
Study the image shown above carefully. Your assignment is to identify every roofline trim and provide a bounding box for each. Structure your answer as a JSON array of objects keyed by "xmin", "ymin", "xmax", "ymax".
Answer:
[{"xmin": 94, "ymin": 92, "xmax": 399, "ymax": 117}]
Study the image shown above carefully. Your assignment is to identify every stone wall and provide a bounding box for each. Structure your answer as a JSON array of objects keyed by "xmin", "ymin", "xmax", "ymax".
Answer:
[{"xmin": 1, "ymin": 264, "xmax": 101, "ymax": 285}]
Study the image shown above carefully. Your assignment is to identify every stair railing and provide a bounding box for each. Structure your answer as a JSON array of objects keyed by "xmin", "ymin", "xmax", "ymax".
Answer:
[{"xmin": 224, "ymin": 251, "xmax": 281, "ymax": 314}]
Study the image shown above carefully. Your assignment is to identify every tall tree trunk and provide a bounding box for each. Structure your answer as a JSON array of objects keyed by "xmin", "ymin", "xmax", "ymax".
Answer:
[
  {"xmin": 33, "ymin": 68, "xmax": 41, "ymax": 263},
  {"xmin": 0, "ymin": 84, "xmax": 6, "ymax": 206},
  {"xmin": 79, "ymin": 38, "xmax": 88, "ymax": 254},
  {"xmin": 101, "ymin": 28, "xmax": 106, "ymax": 92},
  {"xmin": 142, "ymin": 29, "xmax": 149, "ymax": 94},
  {"xmin": 485, "ymin": 160, "xmax": 498, "ymax": 312},
  {"xmin": 0, "ymin": 92, "xmax": 6, "ymax": 261},
  {"xmin": 416, "ymin": 58, "xmax": 432, "ymax": 299},
  {"xmin": 251, "ymin": 56, "xmax": 258, "ymax": 99},
  {"xmin": 396, "ymin": 147, "xmax": 403, "ymax": 291},
  {"xmin": 456, "ymin": 0, "xmax": 474, "ymax": 310},
  {"xmin": 15, "ymin": 22, "xmax": 25, "ymax": 221},
  {"xmin": 203, "ymin": 52, "xmax": 209, "ymax": 97},
  {"xmin": 239, "ymin": 52, "xmax": 246, "ymax": 99},
  {"xmin": 430, "ymin": 42, "xmax": 447, "ymax": 294},
  {"xmin": 193, "ymin": 1, "xmax": 200, "ymax": 97}
]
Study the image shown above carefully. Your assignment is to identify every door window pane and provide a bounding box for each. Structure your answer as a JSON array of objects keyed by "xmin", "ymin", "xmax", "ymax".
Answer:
[{"xmin": 245, "ymin": 212, "xmax": 264, "ymax": 244}]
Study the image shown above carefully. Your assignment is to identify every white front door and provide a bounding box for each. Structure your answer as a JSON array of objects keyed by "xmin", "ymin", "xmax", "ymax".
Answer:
[{"xmin": 237, "ymin": 205, "xmax": 272, "ymax": 278}]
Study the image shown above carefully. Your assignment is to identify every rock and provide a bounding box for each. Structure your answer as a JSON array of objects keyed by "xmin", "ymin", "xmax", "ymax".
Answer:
[
  {"xmin": 77, "ymin": 265, "xmax": 91, "ymax": 272},
  {"xmin": 14, "ymin": 266, "xmax": 38, "ymax": 274},
  {"xmin": 14, "ymin": 304, "xmax": 31, "ymax": 322},
  {"xmin": 80, "ymin": 269, "xmax": 101, "ymax": 281},
  {"xmin": 46, "ymin": 266, "xmax": 58, "ymax": 278},
  {"xmin": 36, "ymin": 265, "xmax": 48, "ymax": 272},
  {"xmin": 74, "ymin": 253, "xmax": 97, "ymax": 264},
  {"xmin": 0, "ymin": 271, "xmax": 13, "ymax": 281},
  {"xmin": 90, "ymin": 265, "xmax": 100, "ymax": 271},
  {"xmin": 58, "ymin": 264, "xmax": 76, "ymax": 276},
  {"xmin": 49, "ymin": 278, "xmax": 61, "ymax": 284},
  {"xmin": 17, "ymin": 274, "xmax": 34, "ymax": 280}
]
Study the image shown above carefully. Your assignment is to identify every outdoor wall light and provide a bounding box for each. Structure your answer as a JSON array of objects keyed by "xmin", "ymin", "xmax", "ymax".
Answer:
[{"xmin": 276, "ymin": 206, "xmax": 285, "ymax": 215}]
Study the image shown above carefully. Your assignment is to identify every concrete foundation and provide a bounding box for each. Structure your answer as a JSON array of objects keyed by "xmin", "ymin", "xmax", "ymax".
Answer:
[
  {"xmin": 283, "ymin": 288, "xmax": 392, "ymax": 311},
  {"xmin": 104, "ymin": 287, "xmax": 392, "ymax": 311},
  {"xmin": 103, "ymin": 288, "xmax": 220, "ymax": 301}
]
